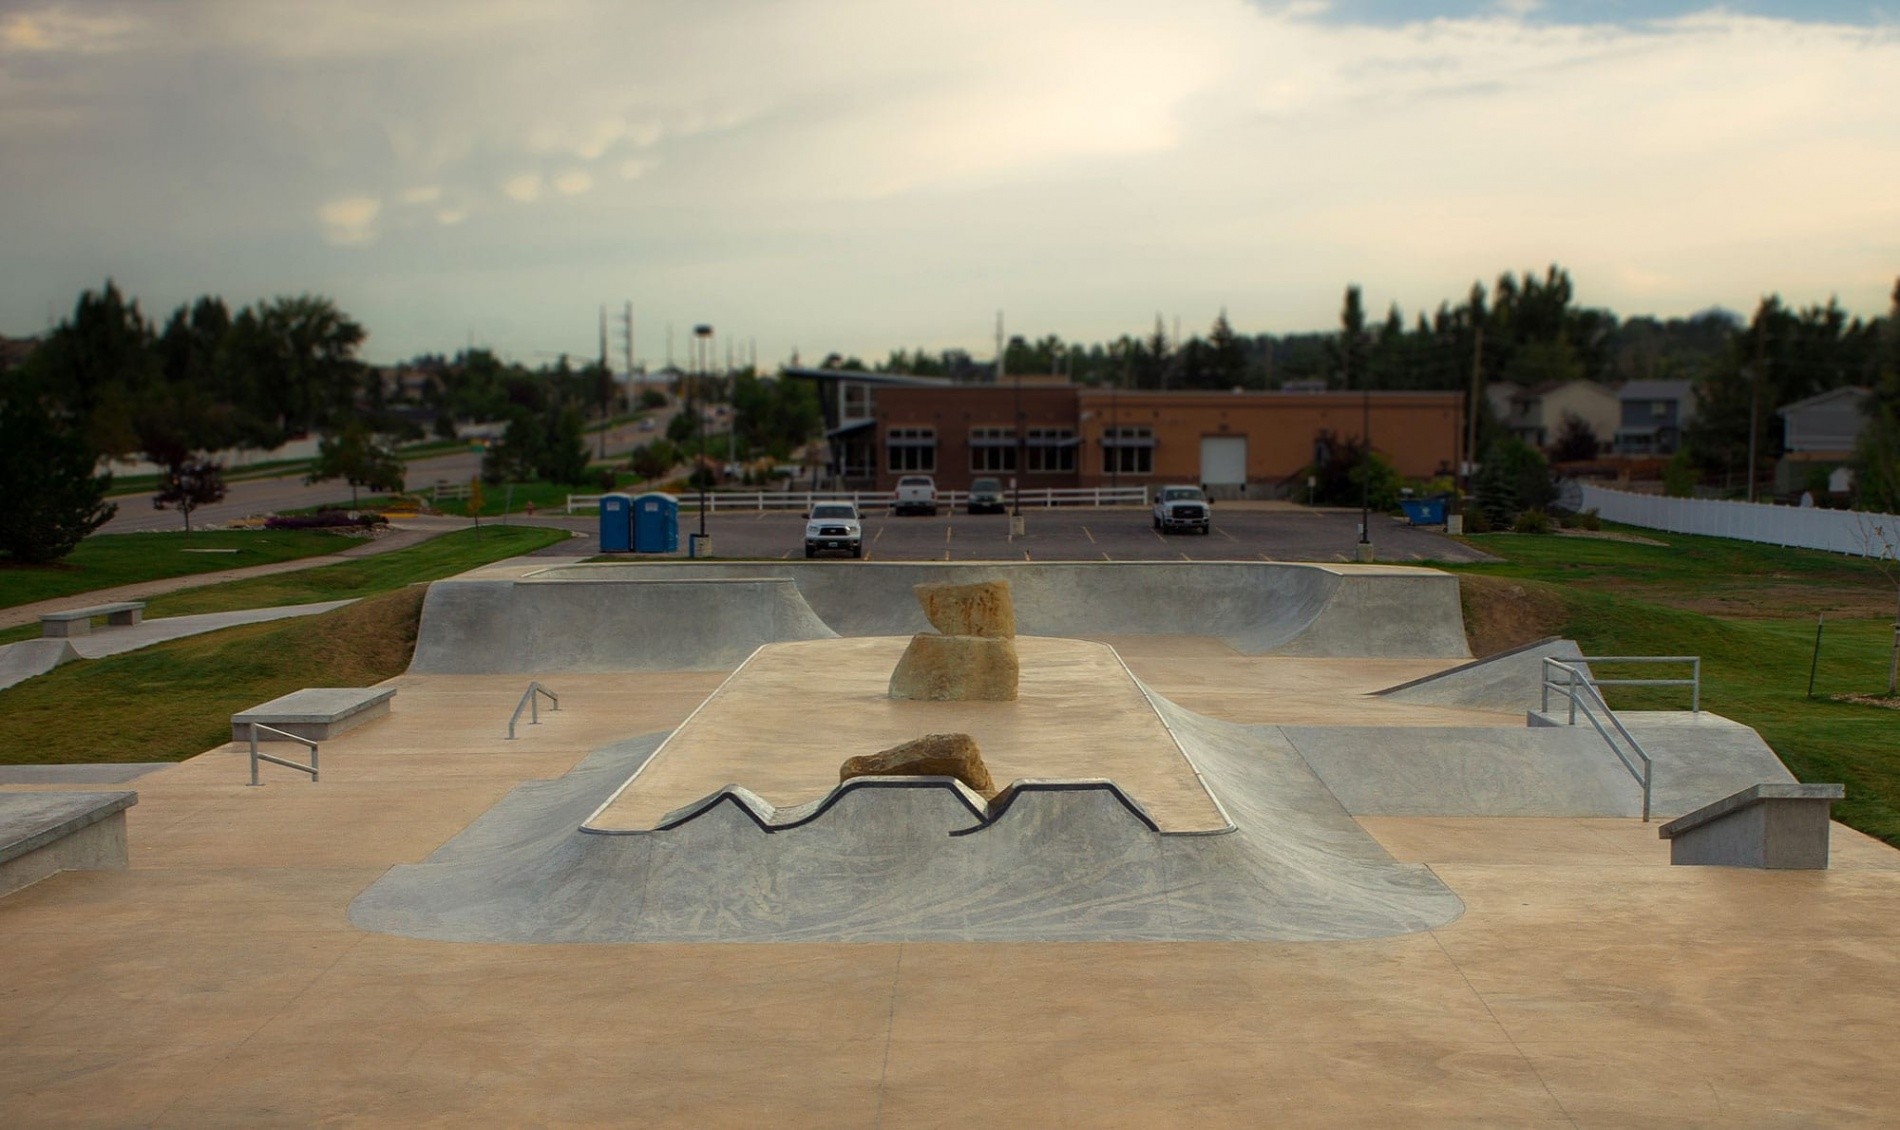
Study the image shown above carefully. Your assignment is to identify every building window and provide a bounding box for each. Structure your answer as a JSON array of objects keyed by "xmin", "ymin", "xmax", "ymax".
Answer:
[
  {"xmin": 886, "ymin": 427, "xmax": 936, "ymax": 473},
  {"xmin": 1102, "ymin": 426, "xmax": 1154, "ymax": 475},
  {"xmin": 970, "ymin": 426, "xmax": 1016, "ymax": 473},
  {"xmin": 842, "ymin": 383, "xmax": 875, "ymax": 421},
  {"xmin": 1027, "ymin": 428, "xmax": 1077, "ymax": 473}
]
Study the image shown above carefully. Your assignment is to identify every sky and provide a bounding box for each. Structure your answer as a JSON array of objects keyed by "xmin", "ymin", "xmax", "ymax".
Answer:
[{"xmin": 2, "ymin": 0, "xmax": 1897, "ymax": 368}]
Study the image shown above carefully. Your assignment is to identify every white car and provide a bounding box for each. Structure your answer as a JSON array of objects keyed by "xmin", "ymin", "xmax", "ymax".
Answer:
[
  {"xmin": 1152, "ymin": 485, "xmax": 1211, "ymax": 535},
  {"xmin": 804, "ymin": 502, "xmax": 863, "ymax": 558}
]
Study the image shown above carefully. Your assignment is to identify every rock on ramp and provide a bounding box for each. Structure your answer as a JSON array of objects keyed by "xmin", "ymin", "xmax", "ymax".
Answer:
[
  {"xmin": 409, "ymin": 561, "xmax": 1469, "ymax": 673},
  {"xmin": 347, "ymin": 687, "xmax": 1464, "ymax": 944}
]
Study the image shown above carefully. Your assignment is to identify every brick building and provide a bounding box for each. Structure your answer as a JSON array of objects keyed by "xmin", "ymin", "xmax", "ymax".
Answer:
[{"xmin": 869, "ymin": 383, "xmax": 1463, "ymax": 496}]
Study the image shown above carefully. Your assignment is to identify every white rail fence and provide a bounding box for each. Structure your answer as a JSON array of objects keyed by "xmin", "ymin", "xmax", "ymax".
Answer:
[
  {"xmin": 565, "ymin": 486, "xmax": 1150, "ymax": 515},
  {"xmin": 1579, "ymin": 484, "xmax": 1900, "ymax": 558}
]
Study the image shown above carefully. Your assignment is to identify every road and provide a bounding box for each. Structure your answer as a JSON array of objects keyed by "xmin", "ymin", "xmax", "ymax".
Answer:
[{"xmin": 532, "ymin": 503, "xmax": 1495, "ymax": 564}]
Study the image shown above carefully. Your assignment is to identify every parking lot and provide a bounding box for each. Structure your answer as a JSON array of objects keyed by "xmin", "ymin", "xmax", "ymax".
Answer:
[{"xmin": 533, "ymin": 502, "xmax": 1493, "ymax": 564}]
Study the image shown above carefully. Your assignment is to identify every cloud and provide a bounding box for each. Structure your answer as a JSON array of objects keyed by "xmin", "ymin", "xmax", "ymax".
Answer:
[
  {"xmin": 1, "ymin": 1, "xmax": 1897, "ymax": 365},
  {"xmin": 316, "ymin": 195, "xmax": 381, "ymax": 245},
  {"xmin": 553, "ymin": 170, "xmax": 593, "ymax": 196},
  {"xmin": 0, "ymin": 7, "xmax": 141, "ymax": 54},
  {"xmin": 501, "ymin": 173, "xmax": 542, "ymax": 203}
]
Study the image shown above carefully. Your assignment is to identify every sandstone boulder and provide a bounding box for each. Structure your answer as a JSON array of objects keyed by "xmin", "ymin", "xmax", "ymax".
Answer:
[
  {"xmin": 840, "ymin": 732, "xmax": 996, "ymax": 797},
  {"xmin": 888, "ymin": 634, "xmax": 1019, "ymax": 702},
  {"xmin": 914, "ymin": 580, "xmax": 1015, "ymax": 638}
]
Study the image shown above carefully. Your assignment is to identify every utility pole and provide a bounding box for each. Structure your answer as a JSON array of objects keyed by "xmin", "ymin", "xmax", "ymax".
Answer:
[
  {"xmin": 693, "ymin": 324, "xmax": 712, "ymax": 545},
  {"xmin": 726, "ymin": 338, "xmax": 736, "ymax": 470},
  {"xmin": 1747, "ymin": 317, "xmax": 1765, "ymax": 503},
  {"xmin": 597, "ymin": 304, "xmax": 610, "ymax": 460},
  {"xmin": 621, "ymin": 301, "xmax": 635, "ymax": 384},
  {"xmin": 1463, "ymin": 322, "xmax": 1484, "ymax": 522}
]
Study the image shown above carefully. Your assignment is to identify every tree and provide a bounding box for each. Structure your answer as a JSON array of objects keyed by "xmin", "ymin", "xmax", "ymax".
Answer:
[
  {"xmin": 1332, "ymin": 285, "xmax": 1369, "ymax": 389},
  {"xmin": 152, "ymin": 459, "xmax": 226, "ymax": 534},
  {"xmin": 0, "ymin": 394, "xmax": 117, "ymax": 563},
  {"xmin": 307, "ymin": 423, "xmax": 405, "ymax": 507},
  {"xmin": 1549, "ymin": 413, "xmax": 1600, "ymax": 463},
  {"xmin": 1474, "ymin": 438, "xmax": 1555, "ymax": 527}
]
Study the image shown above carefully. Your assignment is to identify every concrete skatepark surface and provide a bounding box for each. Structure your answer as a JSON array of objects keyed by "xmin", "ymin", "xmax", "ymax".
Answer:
[{"xmin": 10, "ymin": 555, "xmax": 1900, "ymax": 1123}]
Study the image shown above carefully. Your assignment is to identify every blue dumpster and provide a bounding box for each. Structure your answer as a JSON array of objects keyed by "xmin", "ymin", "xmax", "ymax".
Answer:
[
  {"xmin": 1398, "ymin": 497, "xmax": 1447, "ymax": 526},
  {"xmin": 632, "ymin": 492, "xmax": 679, "ymax": 553},
  {"xmin": 597, "ymin": 493, "xmax": 633, "ymax": 552}
]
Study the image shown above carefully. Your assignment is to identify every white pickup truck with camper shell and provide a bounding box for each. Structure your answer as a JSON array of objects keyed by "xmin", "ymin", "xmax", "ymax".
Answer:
[{"xmin": 891, "ymin": 475, "xmax": 939, "ymax": 516}]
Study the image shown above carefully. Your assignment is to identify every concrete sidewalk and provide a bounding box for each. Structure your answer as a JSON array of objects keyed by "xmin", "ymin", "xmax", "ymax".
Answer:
[{"xmin": 0, "ymin": 518, "xmax": 463, "ymax": 632}]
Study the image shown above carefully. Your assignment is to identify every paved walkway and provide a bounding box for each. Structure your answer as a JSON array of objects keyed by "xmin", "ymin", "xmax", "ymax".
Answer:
[{"xmin": 0, "ymin": 518, "xmax": 462, "ymax": 631}]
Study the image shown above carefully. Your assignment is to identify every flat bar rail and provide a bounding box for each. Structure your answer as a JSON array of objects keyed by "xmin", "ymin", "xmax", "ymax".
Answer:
[
  {"xmin": 507, "ymin": 682, "xmax": 560, "ymax": 739},
  {"xmin": 1541, "ymin": 658, "xmax": 1655, "ymax": 821},
  {"xmin": 1577, "ymin": 655, "xmax": 1701, "ymax": 712},
  {"xmin": 247, "ymin": 724, "xmax": 318, "ymax": 785}
]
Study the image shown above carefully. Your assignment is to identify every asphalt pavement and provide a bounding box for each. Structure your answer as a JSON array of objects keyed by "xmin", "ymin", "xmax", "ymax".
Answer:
[{"xmin": 534, "ymin": 503, "xmax": 1494, "ymax": 564}]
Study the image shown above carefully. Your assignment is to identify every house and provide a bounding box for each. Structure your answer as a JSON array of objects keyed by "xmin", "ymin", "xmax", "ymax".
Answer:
[
  {"xmin": 1775, "ymin": 386, "xmax": 1871, "ymax": 494},
  {"xmin": 1501, "ymin": 380, "xmax": 1619, "ymax": 454},
  {"xmin": 1612, "ymin": 379, "xmax": 1698, "ymax": 455}
]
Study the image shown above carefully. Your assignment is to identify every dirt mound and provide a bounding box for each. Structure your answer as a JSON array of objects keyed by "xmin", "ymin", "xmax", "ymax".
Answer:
[{"xmin": 1458, "ymin": 574, "xmax": 1568, "ymax": 657}]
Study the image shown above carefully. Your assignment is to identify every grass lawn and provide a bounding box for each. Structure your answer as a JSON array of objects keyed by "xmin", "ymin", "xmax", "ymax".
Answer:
[
  {"xmin": 0, "ymin": 529, "xmax": 356, "ymax": 611},
  {"xmin": 1443, "ymin": 527, "xmax": 1900, "ymax": 846},
  {"xmin": 0, "ymin": 587, "xmax": 428, "ymax": 764}
]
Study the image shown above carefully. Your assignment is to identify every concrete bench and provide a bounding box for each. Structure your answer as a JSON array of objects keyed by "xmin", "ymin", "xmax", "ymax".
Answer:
[
  {"xmin": 0, "ymin": 791, "xmax": 137, "ymax": 898},
  {"xmin": 232, "ymin": 686, "xmax": 397, "ymax": 743},
  {"xmin": 40, "ymin": 601, "xmax": 145, "ymax": 638},
  {"xmin": 1658, "ymin": 783, "xmax": 1845, "ymax": 870}
]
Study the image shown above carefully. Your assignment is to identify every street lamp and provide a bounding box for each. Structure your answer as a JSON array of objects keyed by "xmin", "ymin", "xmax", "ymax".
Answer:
[
  {"xmin": 693, "ymin": 324, "xmax": 712, "ymax": 546},
  {"xmin": 1360, "ymin": 386, "xmax": 1372, "ymax": 556}
]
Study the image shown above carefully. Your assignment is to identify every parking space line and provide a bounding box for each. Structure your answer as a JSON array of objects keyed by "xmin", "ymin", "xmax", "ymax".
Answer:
[
  {"xmin": 945, "ymin": 526, "xmax": 953, "ymax": 544},
  {"xmin": 1082, "ymin": 525, "xmax": 1096, "ymax": 543},
  {"xmin": 1101, "ymin": 550, "xmax": 1111, "ymax": 561},
  {"xmin": 1258, "ymin": 551, "xmax": 1275, "ymax": 562},
  {"xmin": 874, "ymin": 527, "xmax": 885, "ymax": 542},
  {"xmin": 1180, "ymin": 552, "xmax": 1191, "ymax": 561},
  {"xmin": 1023, "ymin": 549, "xmax": 1032, "ymax": 561},
  {"xmin": 1215, "ymin": 526, "xmax": 1238, "ymax": 542}
]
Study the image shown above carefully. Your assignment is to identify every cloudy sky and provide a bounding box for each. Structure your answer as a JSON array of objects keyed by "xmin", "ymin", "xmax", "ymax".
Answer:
[{"xmin": 2, "ymin": 0, "xmax": 1896, "ymax": 367}]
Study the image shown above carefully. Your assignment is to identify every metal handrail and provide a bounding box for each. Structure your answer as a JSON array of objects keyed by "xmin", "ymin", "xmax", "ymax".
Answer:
[
  {"xmin": 1541, "ymin": 658, "xmax": 1654, "ymax": 821},
  {"xmin": 507, "ymin": 682, "xmax": 560, "ymax": 739},
  {"xmin": 1576, "ymin": 655, "xmax": 1701, "ymax": 712},
  {"xmin": 248, "ymin": 723, "xmax": 318, "ymax": 786}
]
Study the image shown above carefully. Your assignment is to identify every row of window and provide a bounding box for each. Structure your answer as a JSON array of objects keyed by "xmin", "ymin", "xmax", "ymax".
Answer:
[{"xmin": 885, "ymin": 427, "xmax": 1154, "ymax": 474}]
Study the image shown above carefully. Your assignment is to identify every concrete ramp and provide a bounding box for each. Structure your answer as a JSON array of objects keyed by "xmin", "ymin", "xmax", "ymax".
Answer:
[
  {"xmin": 407, "ymin": 577, "xmax": 837, "ymax": 673},
  {"xmin": 456, "ymin": 561, "xmax": 1469, "ymax": 662},
  {"xmin": 348, "ymin": 689, "xmax": 1465, "ymax": 944},
  {"xmin": 1372, "ymin": 636, "xmax": 1586, "ymax": 712},
  {"xmin": 0, "ymin": 639, "xmax": 80, "ymax": 692},
  {"xmin": 1284, "ymin": 711, "xmax": 1795, "ymax": 820}
]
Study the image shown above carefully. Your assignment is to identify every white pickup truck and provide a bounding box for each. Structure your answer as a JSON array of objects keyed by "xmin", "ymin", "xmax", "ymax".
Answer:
[
  {"xmin": 1152, "ymin": 484, "xmax": 1212, "ymax": 535},
  {"xmin": 891, "ymin": 475, "xmax": 939, "ymax": 516},
  {"xmin": 804, "ymin": 502, "xmax": 863, "ymax": 558}
]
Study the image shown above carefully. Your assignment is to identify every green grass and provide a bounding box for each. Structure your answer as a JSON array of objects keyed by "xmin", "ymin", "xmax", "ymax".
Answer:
[
  {"xmin": 1447, "ymin": 529, "xmax": 1900, "ymax": 846},
  {"xmin": 0, "ymin": 587, "xmax": 428, "ymax": 764},
  {"xmin": 137, "ymin": 525, "xmax": 567, "ymax": 617},
  {"xmin": 0, "ymin": 530, "xmax": 355, "ymax": 611}
]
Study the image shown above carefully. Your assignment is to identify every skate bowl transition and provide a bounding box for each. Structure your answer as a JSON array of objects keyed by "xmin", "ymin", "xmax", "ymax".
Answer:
[{"xmin": 350, "ymin": 560, "xmax": 1796, "ymax": 944}]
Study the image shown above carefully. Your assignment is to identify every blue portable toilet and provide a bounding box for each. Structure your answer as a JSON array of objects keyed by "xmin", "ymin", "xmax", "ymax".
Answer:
[
  {"xmin": 598, "ymin": 493, "xmax": 633, "ymax": 553},
  {"xmin": 632, "ymin": 491, "xmax": 680, "ymax": 553}
]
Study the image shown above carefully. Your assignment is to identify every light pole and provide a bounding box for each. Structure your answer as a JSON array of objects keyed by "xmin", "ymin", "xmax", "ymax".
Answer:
[
  {"xmin": 1359, "ymin": 386, "xmax": 1373, "ymax": 557},
  {"xmin": 693, "ymin": 324, "xmax": 712, "ymax": 545}
]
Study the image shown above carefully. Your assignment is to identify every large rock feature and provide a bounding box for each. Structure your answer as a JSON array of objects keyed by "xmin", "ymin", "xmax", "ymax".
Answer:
[
  {"xmin": 840, "ymin": 732, "xmax": 996, "ymax": 797},
  {"xmin": 914, "ymin": 580, "xmax": 1016, "ymax": 638},
  {"xmin": 888, "ymin": 634, "xmax": 1020, "ymax": 702},
  {"xmin": 890, "ymin": 578, "xmax": 1021, "ymax": 701}
]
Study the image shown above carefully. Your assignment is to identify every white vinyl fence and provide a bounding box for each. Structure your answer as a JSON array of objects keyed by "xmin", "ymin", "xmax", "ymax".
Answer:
[
  {"xmin": 1579, "ymin": 484, "xmax": 1900, "ymax": 559},
  {"xmin": 566, "ymin": 486, "xmax": 1149, "ymax": 515}
]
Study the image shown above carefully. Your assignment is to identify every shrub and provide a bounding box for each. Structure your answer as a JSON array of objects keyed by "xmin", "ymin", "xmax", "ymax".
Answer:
[
  {"xmin": 1462, "ymin": 506, "xmax": 1492, "ymax": 534},
  {"xmin": 1511, "ymin": 507, "xmax": 1554, "ymax": 534},
  {"xmin": 265, "ymin": 512, "xmax": 386, "ymax": 531},
  {"xmin": 1564, "ymin": 507, "xmax": 1601, "ymax": 531}
]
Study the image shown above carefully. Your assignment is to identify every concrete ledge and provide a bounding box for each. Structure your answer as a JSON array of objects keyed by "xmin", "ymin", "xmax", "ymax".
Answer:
[
  {"xmin": 232, "ymin": 687, "xmax": 397, "ymax": 742},
  {"xmin": 1658, "ymin": 783, "xmax": 1845, "ymax": 869},
  {"xmin": 0, "ymin": 791, "xmax": 136, "ymax": 897},
  {"xmin": 40, "ymin": 601, "xmax": 145, "ymax": 638}
]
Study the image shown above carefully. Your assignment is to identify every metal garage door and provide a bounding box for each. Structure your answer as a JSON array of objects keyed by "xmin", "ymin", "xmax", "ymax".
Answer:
[{"xmin": 1199, "ymin": 436, "xmax": 1247, "ymax": 487}]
